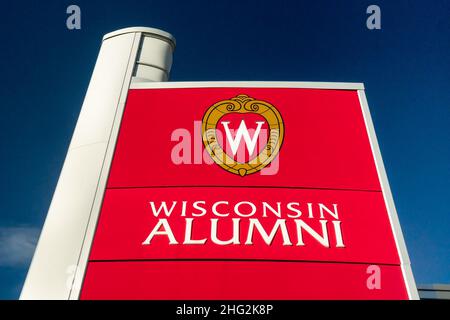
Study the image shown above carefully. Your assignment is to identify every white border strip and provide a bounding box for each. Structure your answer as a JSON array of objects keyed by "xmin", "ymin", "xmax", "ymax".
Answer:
[
  {"xmin": 130, "ymin": 81, "xmax": 364, "ymax": 90},
  {"xmin": 68, "ymin": 33, "xmax": 143, "ymax": 300},
  {"xmin": 358, "ymin": 90, "xmax": 419, "ymax": 300},
  {"xmin": 20, "ymin": 30, "xmax": 144, "ymax": 300}
]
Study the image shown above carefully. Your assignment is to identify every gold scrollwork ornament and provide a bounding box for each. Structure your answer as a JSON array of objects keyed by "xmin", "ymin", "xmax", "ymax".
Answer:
[{"xmin": 202, "ymin": 94, "xmax": 284, "ymax": 176}]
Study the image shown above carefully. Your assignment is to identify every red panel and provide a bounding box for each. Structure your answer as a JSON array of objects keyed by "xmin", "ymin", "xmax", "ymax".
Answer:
[
  {"xmin": 107, "ymin": 88, "xmax": 380, "ymax": 191},
  {"xmin": 89, "ymin": 187, "xmax": 399, "ymax": 265},
  {"xmin": 80, "ymin": 87, "xmax": 409, "ymax": 299},
  {"xmin": 80, "ymin": 261, "xmax": 408, "ymax": 300}
]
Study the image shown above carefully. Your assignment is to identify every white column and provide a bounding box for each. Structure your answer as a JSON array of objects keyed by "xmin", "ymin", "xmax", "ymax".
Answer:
[{"xmin": 20, "ymin": 27, "xmax": 175, "ymax": 300}]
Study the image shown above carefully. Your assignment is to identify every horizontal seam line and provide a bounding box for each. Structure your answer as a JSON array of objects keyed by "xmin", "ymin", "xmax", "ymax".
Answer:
[
  {"xmin": 68, "ymin": 140, "xmax": 107, "ymax": 151},
  {"xmin": 87, "ymin": 259, "xmax": 399, "ymax": 266},
  {"xmin": 105, "ymin": 185, "xmax": 382, "ymax": 193},
  {"xmin": 418, "ymin": 289, "xmax": 450, "ymax": 292}
]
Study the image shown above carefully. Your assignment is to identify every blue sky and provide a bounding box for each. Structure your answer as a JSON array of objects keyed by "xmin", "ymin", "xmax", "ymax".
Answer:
[{"xmin": 0, "ymin": 0, "xmax": 449, "ymax": 299}]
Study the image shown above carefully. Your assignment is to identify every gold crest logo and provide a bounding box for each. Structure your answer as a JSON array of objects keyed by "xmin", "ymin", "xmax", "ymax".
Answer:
[{"xmin": 202, "ymin": 94, "xmax": 284, "ymax": 176}]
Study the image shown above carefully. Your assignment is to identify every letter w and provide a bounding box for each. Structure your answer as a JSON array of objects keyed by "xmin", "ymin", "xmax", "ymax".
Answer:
[
  {"xmin": 222, "ymin": 120, "xmax": 264, "ymax": 156},
  {"xmin": 149, "ymin": 201, "xmax": 177, "ymax": 217}
]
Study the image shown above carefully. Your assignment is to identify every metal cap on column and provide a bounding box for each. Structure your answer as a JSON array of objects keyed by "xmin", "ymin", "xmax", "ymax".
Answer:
[
  {"xmin": 20, "ymin": 27, "xmax": 175, "ymax": 299},
  {"xmin": 104, "ymin": 27, "xmax": 176, "ymax": 82}
]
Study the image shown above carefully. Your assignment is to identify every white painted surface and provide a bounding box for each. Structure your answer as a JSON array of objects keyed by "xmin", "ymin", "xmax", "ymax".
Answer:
[
  {"xmin": 103, "ymin": 26, "xmax": 176, "ymax": 46},
  {"xmin": 21, "ymin": 27, "xmax": 175, "ymax": 300},
  {"xmin": 130, "ymin": 81, "xmax": 364, "ymax": 90}
]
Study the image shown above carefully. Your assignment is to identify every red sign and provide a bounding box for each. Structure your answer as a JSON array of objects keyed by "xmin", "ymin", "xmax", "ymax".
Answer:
[{"xmin": 80, "ymin": 86, "xmax": 411, "ymax": 299}]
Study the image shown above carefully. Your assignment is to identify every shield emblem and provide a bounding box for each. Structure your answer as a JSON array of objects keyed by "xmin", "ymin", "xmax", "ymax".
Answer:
[{"xmin": 202, "ymin": 94, "xmax": 284, "ymax": 176}]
